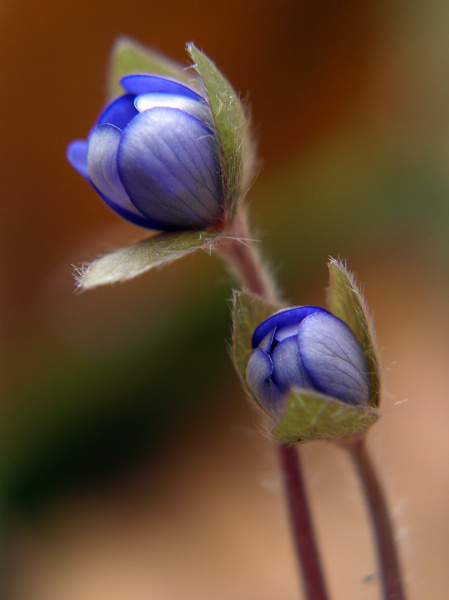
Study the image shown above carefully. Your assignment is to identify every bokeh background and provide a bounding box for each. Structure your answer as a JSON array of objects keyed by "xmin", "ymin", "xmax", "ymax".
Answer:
[{"xmin": 1, "ymin": 1, "xmax": 449, "ymax": 598}]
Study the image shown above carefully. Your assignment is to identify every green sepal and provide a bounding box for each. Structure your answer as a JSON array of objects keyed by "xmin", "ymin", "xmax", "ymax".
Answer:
[
  {"xmin": 272, "ymin": 388, "xmax": 379, "ymax": 444},
  {"xmin": 186, "ymin": 43, "xmax": 248, "ymax": 218},
  {"xmin": 326, "ymin": 257, "xmax": 381, "ymax": 407},
  {"xmin": 76, "ymin": 230, "xmax": 220, "ymax": 290},
  {"xmin": 231, "ymin": 290, "xmax": 280, "ymax": 409},
  {"xmin": 108, "ymin": 36, "xmax": 189, "ymax": 99}
]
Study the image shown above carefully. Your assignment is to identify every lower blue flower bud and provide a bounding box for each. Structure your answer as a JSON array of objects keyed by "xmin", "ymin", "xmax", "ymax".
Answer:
[
  {"xmin": 67, "ymin": 74, "xmax": 224, "ymax": 231},
  {"xmin": 246, "ymin": 306, "xmax": 370, "ymax": 417}
]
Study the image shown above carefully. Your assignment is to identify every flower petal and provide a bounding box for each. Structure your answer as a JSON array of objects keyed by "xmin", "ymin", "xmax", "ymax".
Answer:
[
  {"xmin": 87, "ymin": 123, "xmax": 153, "ymax": 227},
  {"xmin": 252, "ymin": 306, "xmax": 326, "ymax": 348},
  {"xmin": 134, "ymin": 93, "xmax": 212, "ymax": 123},
  {"xmin": 246, "ymin": 348, "xmax": 284, "ymax": 416},
  {"xmin": 121, "ymin": 74, "xmax": 203, "ymax": 101},
  {"xmin": 117, "ymin": 107, "xmax": 223, "ymax": 230},
  {"xmin": 67, "ymin": 140, "xmax": 89, "ymax": 179},
  {"xmin": 271, "ymin": 337, "xmax": 315, "ymax": 393},
  {"xmin": 97, "ymin": 94, "xmax": 138, "ymax": 130},
  {"xmin": 258, "ymin": 329, "xmax": 277, "ymax": 354},
  {"xmin": 298, "ymin": 312, "xmax": 370, "ymax": 405}
]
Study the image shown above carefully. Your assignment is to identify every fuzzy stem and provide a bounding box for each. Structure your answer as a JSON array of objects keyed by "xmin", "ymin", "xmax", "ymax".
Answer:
[
  {"xmin": 216, "ymin": 207, "xmax": 279, "ymax": 305},
  {"xmin": 279, "ymin": 444, "xmax": 331, "ymax": 600},
  {"xmin": 343, "ymin": 435, "xmax": 406, "ymax": 600},
  {"xmin": 216, "ymin": 207, "xmax": 330, "ymax": 600}
]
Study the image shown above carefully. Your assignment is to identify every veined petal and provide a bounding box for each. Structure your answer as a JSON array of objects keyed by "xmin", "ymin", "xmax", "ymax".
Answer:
[
  {"xmin": 121, "ymin": 74, "xmax": 203, "ymax": 101},
  {"xmin": 271, "ymin": 337, "xmax": 314, "ymax": 393},
  {"xmin": 117, "ymin": 107, "xmax": 223, "ymax": 230},
  {"xmin": 97, "ymin": 94, "xmax": 138, "ymax": 130},
  {"xmin": 87, "ymin": 123, "xmax": 151, "ymax": 226},
  {"xmin": 67, "ymin": 140, "xmax": 89, "ymax": 179},
  {"xmin": 298, "ymin": 312, "xmax": 370, "ymax": 405},
  {"xmin": 246, "ymin": 348, "xmax": 284, "ymax": 417},
  {"xmin": 92, "ymin": 186, "xmax": 158, "ymax": 228},
  {"xmin": 252, "ymin": 306, "xmax": 326, "ymax": 348},
  {"xmin": 134, "ymin": 93, "xmax": 212, "ymax": 123}
]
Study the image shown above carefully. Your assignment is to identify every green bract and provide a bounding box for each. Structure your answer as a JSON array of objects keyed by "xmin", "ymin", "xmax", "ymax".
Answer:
[
  {"xmin": 76, "ymin": 231, "xmax": 219, "ymax": 290},
  {"xmin": 108, "ymin": 36, "xmax": 191, "ymax": 98},
  {"xmin": 326, "ymin": 257, "xmax": 381, "ymax": 408},
  {"xmin": 187, "ymin": 43, "xmax": 250, "ymax": 218},
  {"xmin": 272, "ymin": 389, "xmax": 378, "ymax": 444}
]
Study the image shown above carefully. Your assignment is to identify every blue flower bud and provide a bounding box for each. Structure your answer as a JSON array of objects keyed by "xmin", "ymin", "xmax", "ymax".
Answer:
[
  {"xmin": 246, "ymin": 306, "xmax": 370, "ymax": 418},
  {"xmin": 67, "ymin": 74, "xmax": 224, "ymax": 231}
]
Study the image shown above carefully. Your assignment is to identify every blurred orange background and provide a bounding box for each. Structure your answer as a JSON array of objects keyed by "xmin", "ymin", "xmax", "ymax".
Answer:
[{"xmin": 1, "ymin": 1, "xmax": 449, "ymax": 599}]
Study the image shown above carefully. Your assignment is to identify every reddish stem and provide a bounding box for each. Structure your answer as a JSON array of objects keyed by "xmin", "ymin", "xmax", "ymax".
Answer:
[
  {"xmin": 215, "ymin": 208, "xmax": 279, "ymax": 304},
  {"xmin": 343, "ymin": 435, "xmax": 406, "ymax": 600},
  {"xmin": 279, "ymin": 444, "xmax": 331, "ymax": 600}
]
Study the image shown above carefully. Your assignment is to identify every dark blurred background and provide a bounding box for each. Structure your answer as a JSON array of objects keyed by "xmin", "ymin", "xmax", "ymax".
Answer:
[{"xmin": 1, "ymin": 1, "xmax": 449, "ymax": 599}]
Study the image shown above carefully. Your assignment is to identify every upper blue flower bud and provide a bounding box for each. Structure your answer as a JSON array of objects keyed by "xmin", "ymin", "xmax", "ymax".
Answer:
[
  {"xmin": 246, "ymin": 306, "xmax": 370, "ymax": 417},
  {"xmin": 67, "ymin": 74, "xmax": 224, "ymax": 231}
]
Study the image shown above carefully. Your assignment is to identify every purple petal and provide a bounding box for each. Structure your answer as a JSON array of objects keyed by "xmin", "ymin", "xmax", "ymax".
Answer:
[
  {"xmin": 87, "ymin": 123, "xmax": 153, "ymax": 227},
  {"xmin": 298, "ymin": 312, "xmax": 370, "ymax": 405},
  {"xmin": 97, "ymin": 94, "xmax": 138, "ymax": 130},
  {"xmin": 271, "ymin": 337, "xmax": 315, "ymax": 393},
  {"xmin": 134, "ymin": 93, "xmax": 212, "ymax": 123},
  {"xmin": 117, "ymin": 107, "xmax": 223, "ymax": 230},
  {"xmin": 91, "ymin": 183, "xmax": 157, "ymax": 229},
  {"xmin": 246, "ymin": 348, "xmax": 285, "ymax": 417},
  {"xmin": 67, "ymin": 140, "xmax": 89, "ymax": 179},
  {"xmin": 252, "ymin": 306, "xmax": 326, "ymax": 349},
  {"xmin": 258, "ymin": 330, "xmax": 277, "ymax": 354},
  {"xmin": 121, "ymin": 74, "xmax": 204, "ymax": 101}
]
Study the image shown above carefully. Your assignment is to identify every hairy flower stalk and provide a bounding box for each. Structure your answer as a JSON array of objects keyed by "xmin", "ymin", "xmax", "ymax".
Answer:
[
  {"xmin": 340, "ymin": 435, "xmax": 406, "ymax": 600},
  {"xmin": 216, "ymin": 208, "xmax": 279, "ymax": 303},
  {"xmin": 243, "ymin": 295, "xmax": 405, "ymax": 600}
]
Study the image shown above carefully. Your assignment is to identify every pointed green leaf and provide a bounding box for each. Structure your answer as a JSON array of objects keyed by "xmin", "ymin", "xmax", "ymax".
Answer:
[
  {"xmin": 108, "ymin": 36, "xmax": 190, "ymax": 98},
  {"xmin": 231, "ymin": 290, "xmax": 279, "ymax": 394},
  {"xmin": 76, "ymin": 230, "xmax": 220, "ymax": 290},
  {"xmin": 272, "ymin": 388, "xmax": 379, "ymax": 444},
  {"xmin": 326, "ymin": 257, "xmax": 381, "ymax": 407},
  {"xmin": 186, "ymin": 43, "xmax": 249, "ymax": 216}
]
